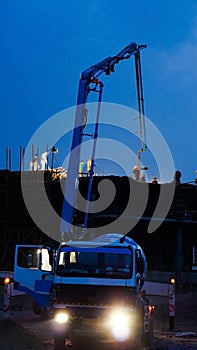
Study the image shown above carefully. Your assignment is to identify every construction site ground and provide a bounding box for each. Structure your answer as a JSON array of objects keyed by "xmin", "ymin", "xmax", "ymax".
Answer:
[{"xmin": 0, "ymin": 285, "xmax": 197, "ymax": 349}]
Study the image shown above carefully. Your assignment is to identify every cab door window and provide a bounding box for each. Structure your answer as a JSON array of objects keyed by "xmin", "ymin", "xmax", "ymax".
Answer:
[
  {"xmin": 17, "ymin": 247, "xmax": 40, "ymax": 269},
  {"xmin": 17, "ymin": 247, "xmax": 52, "ymax": 271}
]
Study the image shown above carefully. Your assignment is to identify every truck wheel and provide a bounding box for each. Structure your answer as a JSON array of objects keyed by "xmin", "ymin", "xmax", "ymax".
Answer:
[
  {"xmin": 54, "ymin": 334, "xmax": 65, "ymax": 350},
  {"xmin": 40, "ymin": 307, "xmax": 50, "ymax": 320},
  {"xmin": 32, "ymin": 299, "xmax": 40, "ymax": 315}
]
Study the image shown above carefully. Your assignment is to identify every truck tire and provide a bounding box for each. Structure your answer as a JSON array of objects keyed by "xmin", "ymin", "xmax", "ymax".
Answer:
[
  {"xmin": 40, "ymin": 306, "xmax": 50, "ymax": 320},
  {"xmin": 32, "ymin": 299, "xmax": 41, "ymax": 315},
  {"xmin": 32, "ymin": 300, "xmax": 50, "ymax": 320}
]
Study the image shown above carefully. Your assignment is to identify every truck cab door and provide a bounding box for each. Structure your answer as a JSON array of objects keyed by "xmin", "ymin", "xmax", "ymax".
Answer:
[{"xmin": 14, "ymin": 245, "xmax": 54, "ymax": 305}]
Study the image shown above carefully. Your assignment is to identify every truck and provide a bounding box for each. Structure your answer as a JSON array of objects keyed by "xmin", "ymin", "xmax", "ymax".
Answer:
[
  {"xmin": 14, "ymin": 234, "xmax": 153, "ymax": 349},
  {"xmin": 14, "ymin": 42, "xmax": 154, "ymax": 349}
]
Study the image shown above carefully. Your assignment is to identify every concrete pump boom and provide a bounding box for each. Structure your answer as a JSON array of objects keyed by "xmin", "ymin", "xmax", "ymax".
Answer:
[{"xmin": 60, "ymin": 42, "xmax": 147, "ymax": 241}]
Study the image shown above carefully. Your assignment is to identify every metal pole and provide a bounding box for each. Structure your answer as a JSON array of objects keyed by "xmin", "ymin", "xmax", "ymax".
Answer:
[
  {"xmin": 3, "ymin": 278, "xmax": 11, "ymax": 319},
  {"xmin": 20, "ymin": 146, "xmax": 25, "ymax": 171},
  {"xmin": 32, "ymin": 144, "xmax": 34, "ymax": 165},
  {"xmin": 6, "ymin": 146, "xmax": 9, "ymax": 170},
  {"xmin": 37, "ymin": 147, "xmax": 39, "ymax": 171},
  {"xmin": 176, "ymin": 224, "xmax": 183, "ymax": 288},
  {"xmin": 46, "ymin": 144, "xmax": 49, "ymax": 170},
  {"xmin": 168, "ymin": 278, "xmax": 176, "ymax": 330},
  {"xmin": 9, "ymin": 148, "xmax": 11, "ymax": 171}
]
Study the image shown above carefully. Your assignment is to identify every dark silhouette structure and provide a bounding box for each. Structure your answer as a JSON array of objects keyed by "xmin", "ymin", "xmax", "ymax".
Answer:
[{"xmin": 0, "ymin": 170, "xmax": 197, "ymax": 286}]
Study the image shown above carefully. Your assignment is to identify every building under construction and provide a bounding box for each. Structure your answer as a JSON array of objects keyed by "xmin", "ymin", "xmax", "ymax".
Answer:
[{"xmin": 0, "ymin": 168, "xmax": 197, "ymax": 287}]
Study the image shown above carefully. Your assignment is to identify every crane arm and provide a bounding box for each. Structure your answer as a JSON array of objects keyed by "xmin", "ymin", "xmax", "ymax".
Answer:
[
  {"xmin": 60, "ymin": 42, "xmax": 147, "ymax": 241},
  {"xmin": 82, "ymin": 42, "xmax": 147, "ymax": 80}
]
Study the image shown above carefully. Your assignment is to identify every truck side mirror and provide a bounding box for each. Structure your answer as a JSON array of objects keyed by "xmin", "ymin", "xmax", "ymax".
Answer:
[
  {"xmin": 137, "ymin": 256, "xmax": 144, "ymax": 274},
  {"xmin": 49, "ymin": 249, "xmax": 54, "ymax": 267}
]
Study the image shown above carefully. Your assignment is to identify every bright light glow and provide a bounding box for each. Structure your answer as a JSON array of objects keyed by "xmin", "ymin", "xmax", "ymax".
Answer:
[
  {"xmin": 4, "ymin": 278, "xmax": 10, "ymax": 284},
  {"xmin": 170, "ymin": 278, "xmax": 175, "ymax": 285},
  {"xmin": 149, "ymin": 305, "xmax": 155, "ymax": 313},
  {"xmin": 54, "ymin": 312, "xmax": 69, "ymax": 324},
  {"xmin": 109, "ymin": 310, "xmax": 131, "ymax": 342}
]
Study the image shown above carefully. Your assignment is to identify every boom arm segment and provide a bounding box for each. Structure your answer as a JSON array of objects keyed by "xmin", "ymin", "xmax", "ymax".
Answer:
[
  {"xmin": 135, "ymin": 51, "xmax": 147, "ymax": 167},
  {"xmin": 82, "ymin": 42, "xmax": 146, "ymax": 80},
  {"xmin": 61, "ymin": 42, "xmax": 147, "ymax": 241}
]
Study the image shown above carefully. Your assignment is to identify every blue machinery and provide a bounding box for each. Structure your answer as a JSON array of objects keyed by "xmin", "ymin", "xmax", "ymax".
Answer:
[{"xmin": 61, "ymin": 42, "xmax": 147, "ymax": 240}]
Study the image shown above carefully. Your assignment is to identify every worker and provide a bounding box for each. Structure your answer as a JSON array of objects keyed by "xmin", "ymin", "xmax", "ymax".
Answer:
[
  {"xmin": 40, "ymin": 151, "xmax": 48, "ymax": 170},
  {"xmin": 79, "ymin": 160, "xmax": 85, "ymax": 177},
  {"xmin": 140, "ymin": 166, "xmax": 148, "ymax": 182},
  {"xmin": 33, "ymin": 154, "xmax": 39, "ymax": 171},
  {"xmin": 140, "ymin": 289, "xmax": 149, "ymax": 305},
  {"xmin": 133, "ymin": 165, "xmax": 140, "ymax": 181},
  {"xmin": 173, "ymin": 170, "xmax": 182, "ymax": 185},
  {"xmin": 140, "ymin": 172, "xmax": 146, "ymax": 182},
  {"xmin": 140, "ymin": 289, "xmax": 150, "ymax": 349},
  {"xmin": 195, "ymin": 170, "xmax": 197, "ymax": 184},
  {"xmin": 29, "ymin": 160, "xmax": 33, "ymax": 171},
  {"xmin": 151, "ymin": 176, "xmax": 158, "ymax": 184},
  {"xmin": 87, "ymin": 157, "xmax": 93, "ymax": 176}
]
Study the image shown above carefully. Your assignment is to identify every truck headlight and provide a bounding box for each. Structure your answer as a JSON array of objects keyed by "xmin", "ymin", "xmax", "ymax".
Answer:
[
  {"xmin": 109, "ymin": 310, "xmax": 131, "ymax": 342},
  {"xmin": 54, "ymin": 311, "xmax": 69, "ymax": 324}
]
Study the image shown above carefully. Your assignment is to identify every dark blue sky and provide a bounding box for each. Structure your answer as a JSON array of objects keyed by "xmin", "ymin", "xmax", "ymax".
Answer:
[{"xmin": 1, "ymin": 1, "xmax": 197, "ymax": 182}]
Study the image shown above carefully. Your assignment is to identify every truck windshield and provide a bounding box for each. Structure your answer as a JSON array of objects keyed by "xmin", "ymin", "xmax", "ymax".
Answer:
[{"xmin": 56, "ymin": 248, "xmax": 132, "ymax": 279}]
